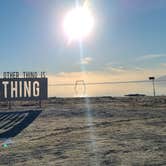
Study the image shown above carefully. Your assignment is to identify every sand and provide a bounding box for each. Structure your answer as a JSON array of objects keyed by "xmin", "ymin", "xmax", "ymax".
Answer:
[{"xmin": 0, "ymin": 96, "xmax": 166, "ymax": 166}]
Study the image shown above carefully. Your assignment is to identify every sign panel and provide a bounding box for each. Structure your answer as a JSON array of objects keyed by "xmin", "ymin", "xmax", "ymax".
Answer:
[{"xmin": 0, "ymin": 78, "xmax": 47, "ymax": 101}]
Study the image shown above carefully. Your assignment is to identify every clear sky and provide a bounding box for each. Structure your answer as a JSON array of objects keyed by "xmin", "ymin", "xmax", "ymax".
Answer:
[{"xmin": 0, "ymin": 0, "xmax": 166, "ymax": 96}]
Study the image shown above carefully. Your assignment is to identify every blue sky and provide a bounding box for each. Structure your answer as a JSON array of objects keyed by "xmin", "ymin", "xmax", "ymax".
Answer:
[{"xmin": 0, "ymin": 0, "xmax": 166, "ymax": 76}]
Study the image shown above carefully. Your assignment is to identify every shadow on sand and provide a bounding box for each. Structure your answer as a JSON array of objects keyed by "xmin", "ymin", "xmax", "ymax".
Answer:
[{"xmin": 0, "ymin": 110, "xmax": 42, "ymax": 139}]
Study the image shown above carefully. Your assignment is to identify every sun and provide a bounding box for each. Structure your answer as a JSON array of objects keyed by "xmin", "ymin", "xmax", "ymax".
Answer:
[{"xmin": 63, "ymin": 6, "xmax": 94, "ymax": 41}]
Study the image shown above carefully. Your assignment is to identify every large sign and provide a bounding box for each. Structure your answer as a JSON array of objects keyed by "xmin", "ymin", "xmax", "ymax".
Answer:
[{"xmin": 0, "ymin": 72, "xmax": 47, "ymax": 101}]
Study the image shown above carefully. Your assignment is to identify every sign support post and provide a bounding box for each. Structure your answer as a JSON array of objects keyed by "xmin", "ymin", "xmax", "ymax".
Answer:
[
  {"xmin": 8, "ymin": 101, "xmax": 11, "ymax": 109},
  {"xmin": 39, "ymin": 100, "xmax": 42, "ymax": 108}
]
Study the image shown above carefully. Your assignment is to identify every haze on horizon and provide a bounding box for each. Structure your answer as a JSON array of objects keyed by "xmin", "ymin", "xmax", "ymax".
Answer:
[{"xmin": 0, "ymin": 0, "xmax": 166, "ymax": 96}]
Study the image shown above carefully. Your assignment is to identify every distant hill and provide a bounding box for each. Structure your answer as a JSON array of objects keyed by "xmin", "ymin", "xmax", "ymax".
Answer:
[{"xmin": 125, "ymin": 94, "xmax": 146, "ymax": 97}]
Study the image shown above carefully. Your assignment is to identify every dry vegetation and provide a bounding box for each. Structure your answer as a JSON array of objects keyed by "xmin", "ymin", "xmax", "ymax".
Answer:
[{"xmin": 0, "ymin": 96, "xmax": 166, "ymax": 166}]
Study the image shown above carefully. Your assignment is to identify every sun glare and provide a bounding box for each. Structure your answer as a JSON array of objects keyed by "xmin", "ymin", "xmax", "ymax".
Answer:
[{"xmin": 63, "ymin": 6, "xmax": 94, "ymax": 41}]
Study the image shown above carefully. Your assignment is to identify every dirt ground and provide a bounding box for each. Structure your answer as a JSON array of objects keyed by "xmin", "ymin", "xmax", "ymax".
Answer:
[{"xmin": 0, "ymin": 96, "xmax": 166, "ymax": 166}]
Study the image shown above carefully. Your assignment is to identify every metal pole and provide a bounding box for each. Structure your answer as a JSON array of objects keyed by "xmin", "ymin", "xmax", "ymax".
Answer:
[
  {"xmin": 149, "ymin": 77, "xmax": 156, "ymax": 97},
  {"xmin": 152, "ymin": 79, "xmax": 156, "ymax": 97}
]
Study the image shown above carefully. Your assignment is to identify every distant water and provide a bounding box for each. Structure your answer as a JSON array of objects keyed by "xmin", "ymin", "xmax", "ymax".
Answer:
[{"xmin": 48, "ymin": 82, "xmax": 166, "ymax": 97}]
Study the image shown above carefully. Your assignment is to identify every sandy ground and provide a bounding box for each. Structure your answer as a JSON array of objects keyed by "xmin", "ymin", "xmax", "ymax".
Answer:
[{"xmin": 0, "ymin": 96, "xmax": 166, "ymax": 166}]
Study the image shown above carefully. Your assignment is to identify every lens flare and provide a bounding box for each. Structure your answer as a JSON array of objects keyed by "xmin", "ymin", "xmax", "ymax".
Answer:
[{"xmin": 63, "ymin": 6, "xmax": 94, "ymax": 41}]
